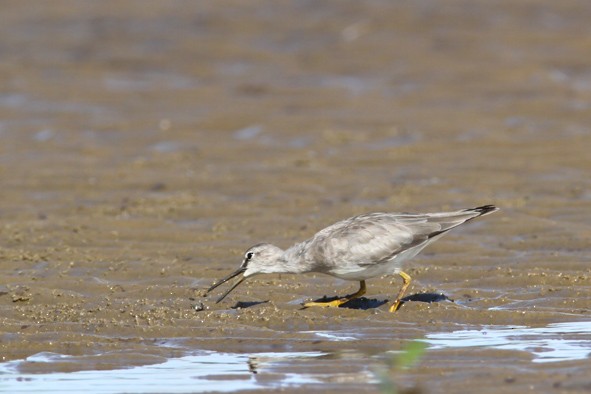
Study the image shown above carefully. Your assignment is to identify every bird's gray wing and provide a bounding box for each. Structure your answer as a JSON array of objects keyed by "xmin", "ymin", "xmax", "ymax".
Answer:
[
  {"xmin": 306, "ymin": 209, "xmax": 487, "ymax": 269},
  {"xmin": 305, "ymin": 213, "xmax": 438, "ymax": 269}
]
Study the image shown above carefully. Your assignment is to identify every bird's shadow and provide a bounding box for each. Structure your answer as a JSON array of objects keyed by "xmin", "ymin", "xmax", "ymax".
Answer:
[
  {"xmin": 336, "ymin": 297, "xmax": 388, "ymax": 310},
  {"xmin": 231, "ymin": 300, "xmax": 269, "ymax": 309},
  {"xmin": 224, "ymin": 293, "xmax": 451, "ymax": 311},
  {"xmin": 301, "ymin": 292, "xmax": 451, "ymax": 310},
  {"xmin": 403, "ymin": 293, "xmax": 451, "ymax": 303}
]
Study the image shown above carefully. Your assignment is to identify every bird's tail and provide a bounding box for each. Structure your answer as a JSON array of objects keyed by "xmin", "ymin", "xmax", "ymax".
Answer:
[
  {"xmin": 463, "ymin": 205, "xmax": 499, "ymax": 218},
  {"xmin": 423, "ymin": 204, "xmax": 499, "ymax": 240}
]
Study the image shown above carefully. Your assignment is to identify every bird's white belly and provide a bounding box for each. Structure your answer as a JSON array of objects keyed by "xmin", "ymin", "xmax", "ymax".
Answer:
[
  {"xmin": 328, "ymin": 253, "xmax": 408, "ymax": 281},
  {"xmin": 320, "ymin": 238, "xmax": 434, "ymax": 281}
]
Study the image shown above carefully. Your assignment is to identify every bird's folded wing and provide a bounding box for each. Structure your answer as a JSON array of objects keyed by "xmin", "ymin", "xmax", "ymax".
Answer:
[{"xmin": 306, "ymin": 213, "xmax": 442, "ymax": 268}]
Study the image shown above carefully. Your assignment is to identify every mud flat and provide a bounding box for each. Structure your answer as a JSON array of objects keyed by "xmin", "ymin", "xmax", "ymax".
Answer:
[{"xmin": 1, "ymin": 1, "xmax": 590, "ymax": 393}]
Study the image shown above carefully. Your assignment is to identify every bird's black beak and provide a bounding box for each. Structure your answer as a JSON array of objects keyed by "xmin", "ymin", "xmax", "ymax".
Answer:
[{"xmin": 206, "ymin": 266, "xmax": 247, "ymax": 303}]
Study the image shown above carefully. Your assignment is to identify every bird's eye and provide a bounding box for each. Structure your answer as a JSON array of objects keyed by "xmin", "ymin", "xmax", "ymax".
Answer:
[{"xmin": 245, "ymin": 252, "xmax": 254, "ymax": 260}]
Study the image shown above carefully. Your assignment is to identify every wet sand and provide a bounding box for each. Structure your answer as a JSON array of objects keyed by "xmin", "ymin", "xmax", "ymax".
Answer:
[{"xmin": 1, "ymin": 1, "xmax": 590, "ymax": 393}]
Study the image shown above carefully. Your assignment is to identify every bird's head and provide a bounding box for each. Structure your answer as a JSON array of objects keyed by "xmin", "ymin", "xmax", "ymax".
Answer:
[{"xmin": 206, "ymin": 243, "xmax": 284, "ymax": 303}]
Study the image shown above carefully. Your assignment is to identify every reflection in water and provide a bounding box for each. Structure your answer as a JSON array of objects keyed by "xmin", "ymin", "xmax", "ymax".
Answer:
[
  {"xmin": 423, "ymin": 321, "xmax": 591, "ymax": 363},
  {"xmin": 0, "ymin": 351, "xmax": 328, "ymax": 393}
]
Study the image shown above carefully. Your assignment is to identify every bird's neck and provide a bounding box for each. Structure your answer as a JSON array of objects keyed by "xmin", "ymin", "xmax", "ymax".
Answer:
[{"xmin": 279, "ymin": 241, "xmax": 313, "ymax": 274}]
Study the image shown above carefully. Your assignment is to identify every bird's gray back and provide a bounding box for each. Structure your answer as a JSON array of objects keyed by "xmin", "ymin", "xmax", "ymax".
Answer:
[{"xmin": 305, "ymin": 210, "xmax": 483, "ymax": 273}]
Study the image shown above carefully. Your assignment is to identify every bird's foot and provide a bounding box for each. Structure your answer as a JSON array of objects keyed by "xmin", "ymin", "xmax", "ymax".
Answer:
[
  {"xmin": 389, "ymin": 299, "xmax": 403, "ymax": 312},
  {"xmin": 303, "ymin": 281, "xmax": 366, "ymax": 309},
  {"xmin": 303, "ymin": 298, "xmax": 349, "ymax": 308}
]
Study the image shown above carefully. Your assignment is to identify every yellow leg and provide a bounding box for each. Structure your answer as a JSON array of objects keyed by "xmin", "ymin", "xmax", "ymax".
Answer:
[
  {"xmin": 389, "ymin": 271, "xmax": 411, "ymax": 312},
  {"xmin": 304, "ymin": 280, "xmax": 366, "ymax": 308}
]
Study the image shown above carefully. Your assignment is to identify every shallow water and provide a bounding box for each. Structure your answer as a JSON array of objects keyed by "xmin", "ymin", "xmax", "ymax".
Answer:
[
  {"xmin": 1, "ymin": 1, "xmax": 591, "ymax": 393},
  {"xmin": 1, "ymin": 321, "xmax": 590, "ymax": 393},
  {"xmin": 424, "ymin": 321, "xmax": 591, "ymax": 363},
  {"xmin": 0, "ymin": 351, "xmax": 335, "ymax": 393}
]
